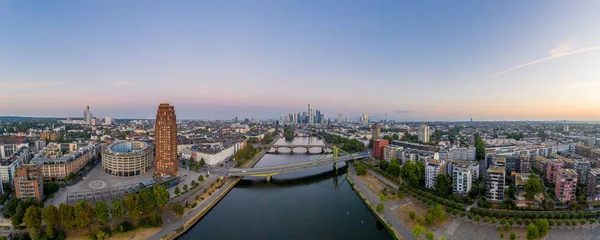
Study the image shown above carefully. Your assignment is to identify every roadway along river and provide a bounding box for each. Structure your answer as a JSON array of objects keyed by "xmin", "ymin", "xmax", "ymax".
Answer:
[{"xmin": 179, "ymin": 137, "xmax": 392, "ymax": 240}]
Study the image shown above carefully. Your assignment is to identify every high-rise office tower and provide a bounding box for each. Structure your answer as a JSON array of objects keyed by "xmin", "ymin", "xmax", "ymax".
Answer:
[
  {"xmin": 337, "ymin": 113, "xmax": 342, "ymax": 124},
  {"xmin": 418, "ymin": 125, "xmax": 430, "ymax": 143},
  {"xmin": 155, "ymin": 103, "xmax": 178, "ymax": 176},
  {"xmin": 83, "ymin": 106, "xmax": 90, "ymax": 123},
  {"xmin": 362, "ymin": 113, "xmax": 369, "ymax": 124}
]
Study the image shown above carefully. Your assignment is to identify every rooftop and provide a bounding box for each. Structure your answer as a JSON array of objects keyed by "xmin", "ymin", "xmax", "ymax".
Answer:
[{"xmin": 488, "ymin": 166, "xmax": 505, "ymax": 174}]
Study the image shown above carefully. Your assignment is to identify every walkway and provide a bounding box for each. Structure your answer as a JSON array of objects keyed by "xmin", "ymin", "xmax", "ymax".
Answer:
[{"xmin": 348, "ymin": 165, "xmax": 416, "ymax": 240}]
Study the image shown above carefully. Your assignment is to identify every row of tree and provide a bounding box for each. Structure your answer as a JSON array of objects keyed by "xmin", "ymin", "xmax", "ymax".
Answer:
[
  {"xmin": 234, "ymin": 144, "xmax": 258, "ymax": 166},
  {"xmin": 9, "ymin": 185, "xmax": 170, "ymax": 239},
  {"xmin": 320, "ymin": 133, "xmax": 366, "ymax": 153}
]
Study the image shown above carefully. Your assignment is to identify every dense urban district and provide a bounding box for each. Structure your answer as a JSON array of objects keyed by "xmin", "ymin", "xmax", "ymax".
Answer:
[{"xmin": 0, "ymin": 104, "xmax": 600, "ymax": 240}]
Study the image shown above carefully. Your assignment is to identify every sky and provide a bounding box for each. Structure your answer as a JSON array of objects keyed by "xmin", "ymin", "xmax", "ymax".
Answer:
[{"xmin": 1, "ymin": 1, "xmax": 600, "ymax": 121}]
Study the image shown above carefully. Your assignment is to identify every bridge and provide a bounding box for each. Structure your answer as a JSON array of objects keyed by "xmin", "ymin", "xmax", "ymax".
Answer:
[
  {"xmin": 227, "ymin": 147, "xmax": 370, "ymax": 181},
  {"xmin": 268, "ymin": 144, "xmax": 333, "ymax": 154}
]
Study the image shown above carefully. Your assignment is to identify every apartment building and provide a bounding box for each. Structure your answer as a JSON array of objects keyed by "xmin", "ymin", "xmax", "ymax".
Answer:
[
  {"xmin": 14, "ymin": 164, "xmax": 44, "ymax": 202},
  {"xmin": 555, "ymin": 168, "xmax": 578, "ymax": 202},
  {"xmin": 587, "ymin": 168, "xmax": 600, "ymax": 201},
  {"xmin": 546, "ymin": 159, "xmax": 563, "ymax": 184},
  {"xmin": 486, "ymin": 166, "xmax": 505, "ymax": 201},
  {"xmin": 0, "ymin": 146, "xmax": 29, "ymax": 183},
  {"xmin": 452, "ymin": 163, "xmax": 473, "ymax": 196},
  {"xmin": 30, "ymin": 142, "xmax": 102, "ymax": 181},
  {"xmin": 425, "ymin": 160, "xmax": 443, "ymax": 189}
]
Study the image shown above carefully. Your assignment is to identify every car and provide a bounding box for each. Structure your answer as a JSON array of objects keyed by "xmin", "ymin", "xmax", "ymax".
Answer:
[{"xmin": 242, "ymin": 170, "xmax": 247, "ymax": 173}]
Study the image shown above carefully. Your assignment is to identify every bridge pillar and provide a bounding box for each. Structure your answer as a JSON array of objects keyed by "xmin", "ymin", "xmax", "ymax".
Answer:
[
  {"xmin": 266, "ymin": 175, "xmax": 272, "ymax": 182},
  {"xmin": 306, "ymin": 146, "xmax": 310, "ymax": 154},
  {"xmin": 321, "ymin": 147, "xmax": 324, "ymax": 154}
]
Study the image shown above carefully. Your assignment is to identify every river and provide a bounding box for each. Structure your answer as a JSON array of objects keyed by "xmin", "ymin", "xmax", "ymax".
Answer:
[{"xmin": 179, "ymin": 137, "xmax": 392, "ymax": 240}]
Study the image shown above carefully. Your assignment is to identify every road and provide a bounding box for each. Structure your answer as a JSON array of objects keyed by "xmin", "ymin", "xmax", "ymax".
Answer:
[{"xmin": 348, "ymin": 165, "xmax": 416, "ymax": 240}]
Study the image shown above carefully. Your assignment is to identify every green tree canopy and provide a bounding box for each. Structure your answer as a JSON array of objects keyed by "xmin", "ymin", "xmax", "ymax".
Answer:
[
  {"xmin": 172, "ymin": 204, "xmax": 185, "ymax": 217},
  {"xmin": 413, "ymin": 224, "xmax": 426, "ymax": 238},
  {"xmin": 139, "ymin": 188, "xmax": 156, "ymax": 212},
  {"xmin": 23, "ymin": 206, "xmax": 41, "ymax": 230},
  {"xmin": 524, "ymin": 177, "xmax": 543, "ymax": 199},
  {"xmin": 153, "ymin": 185, "xmax": 170, "ymax": 208},
  {"xmin": 125, "ymin": 193, "xmax": 140, "ymax": 220},
  {"xmin": 534, "ymin": 219, "xmax": 549, "ymax": 237},
  {"xmin": 41, "ymin": 205, "xmax": 59, "ymax": 238},
  {"xmin": 94, "ymin": 201, "xmax": 110, "ymax": 224},
  {"xmin": 434, "ymin": 173, "xmax": 452, "ymax": 196},
  {"xmin": 526, "ymin": 223, "xmax": 539, "ymax": 240},
  {"xmin": 110, "ymin": 198, "xmax": 126, "ymax": 220},
  {"xmin": 74, "ymin": 200, "xmax": 94, "ymax": 228},
  {"xmin": 386, "ymin": 159, "xmax": 401, "ymax": 177},
  {"xmin": 58, "ymin": 203, "xmax": 75, "ymax": 229}
]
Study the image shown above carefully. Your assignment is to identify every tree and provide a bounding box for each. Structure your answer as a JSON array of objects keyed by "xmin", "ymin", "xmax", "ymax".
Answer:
[
  {"xmin": 425, "ymin": 231, "xmax": 435, "ymax": 240},
  {"xmin": 183, "ymin": 184, "xmax": 189, "ymax": 192},
  {"xmin": 526, "ymin": 223, "xmax": 538, "ymax": 240},
  {"xmin": 534, "ymin": 219, "xmax": 549, "ymax": 237},
  {"xmin": 400, "ymin": 161, "xmax": 425, "ymax": 187},
  {"xmin": 199, "ymin": 158, "xmax": 206, "ymax": 167},
  {"xmin": 23, "ymin": 206, "xmax": 41, "ymax": 230},
  {"xmin": 153, "ymin": 185, "xmax": 170, "ymax": 208},
  {"xmin": 110, "ymin": 198, "xmax": 126, "ymax": 220},
  {"xmin": 74, "ymin": 200, "xmax": 93, "ymax": 228},
  {"xmin": 125, "ymin": 194, "xmax": 140, "ymax": 220},
  {"xmin": 139, "ymin": 188, "xmax": 156, "ymax": 212},
  {"xmin": 198, "ymin": 175, "xmax": 204, "ymax": 182},
  {"xmin": 376, "ymin": 203, "xmax": 384, "ymax": 213},
  {"xmin": 475, "ymin": 134, "xmax": 485, "ymax": 160},
  {"xmin": 175, "ymin": 186, "xmax": 181, "ymax": 196},
  {"xmin": 431, "ymin": 204, "xmax": 446, "ymax": 223},
  {"xmin": 58, "ymin": 203, "xmax": 75, "ymax": 229},
  {"xmin": 510, "ymin": 232, "xmax": 516, "ymax": 240},
  {"xmin": 172, "ymin": 204, "xmax": 185, "ymax": 217},
  {"xmin": 524, "ymin": 177, "xmax": 543, "ymax": 199},
  {"xmin": 3, "ymin": 198, "xmax": 21, "ymax": 217},
  {"xmin": 409, "ymin": 210, "xmax": 416, "ymax": 220},
  {"xmin": 42, "ymin": 205, "xmax": 59, "ymax": 238},
  {"xmin": 94, "ymin": 201, "xmax": 110, "ymax": 224},
  {"xmin": 413, "ymin": 224, "xmax": 425, "ymax": 238},
  {"xmin": 434, "ymin": 173, "xmax": 452, "ymax": 196},
  {"xmin": 386, "ymin": 159, "xmax": 401, "ymax": 177},
  {"xmin": 12, "ymin": 201, "xmax": 27, "ymax": 228}
]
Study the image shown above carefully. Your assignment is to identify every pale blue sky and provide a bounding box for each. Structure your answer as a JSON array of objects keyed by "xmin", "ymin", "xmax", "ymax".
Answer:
[{"xmin": 1, "ymin": 1, "xmax": 599, "ymax": 120}]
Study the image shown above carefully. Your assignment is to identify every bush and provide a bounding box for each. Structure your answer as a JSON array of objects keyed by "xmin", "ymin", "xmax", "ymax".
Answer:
[
  {"xmin": 409, "ymin": 211, "xmax": 416, "ymax": 220},
  {"xmin": 483, "ymin": 217, "xmax": 490, "ymax": 222},
  {"xmin": 116, "ymin": 221, "xmax": 134, "ymax": 233},
  {"xmin": 139, "ymin": 210, "xmax": 163, "ymax": 228},
  {"xmin": 376, "ymin": 203, "xmax": 384, "ymax": 213},
  {"xmin": 475, "ymin": 216, "xmax": 481, "ymax": 222}
]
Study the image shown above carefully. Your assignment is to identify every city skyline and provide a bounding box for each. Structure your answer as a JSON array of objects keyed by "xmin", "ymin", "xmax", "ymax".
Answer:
[{"xmin": 2, "ymin": 1, "xmax": 600, "ymax": 120}]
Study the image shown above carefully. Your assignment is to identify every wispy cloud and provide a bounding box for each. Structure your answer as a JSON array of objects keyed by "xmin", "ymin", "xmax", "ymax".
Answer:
[
  {"xmin": 465, "ymin": 43, "xmax": 600, "ymax": 87},
  {"xmin": 113, "ymin": 81, "xmax": 137, "ymax": 86},
  {"xmin": 393, "ymin": 110, "xmax": 411, "ymax": 114},
  {"xmin": 2, "ymin": 81, "xmax": 65, "ymax": 90},
  {"xmin": 550, "ymin": 41, "xmax": 574, "ymax": 57},
  {"xmin": 563, "ymin": 82, "xmax": 600, "ymax": 89}
]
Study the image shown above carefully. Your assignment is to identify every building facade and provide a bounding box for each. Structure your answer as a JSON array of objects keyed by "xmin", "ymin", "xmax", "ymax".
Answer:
[
  {"xmin": 418, "ymin": 125, "xmax": 430, "ymax": 143},
  {"xmin": 447, "ymin": 147, "xmax": 476, "ymax": 161},
  {"xmin": 371, "ymin": 123, "xmax": 381, "ymax": 140},
  {"xmin": 383, "ymin": 145, "xmax": 402, "ymax": 162},
  {"xmin": 587, "ymin": 168, "xmax": 600, "ymax": 201},
  {"xmin": 546, "ymin": 160, "xmax": 563, "ymax": 184},
  {"xmin": 0, "ymin": 146, "xmax": 28, "ymax": 183},
  {"xmin": 486, "ymin": 166, "xmax": 505, "ymax": 201},
  {"xmin": 519, "ymin": 154, "xmax": 531, "ymax": 173},
  {"xmin": 155, "ymin": 103, "xmax": 178, "ymax": 176},
  {"xmin": 425, "ymin": 160, "xmax": 442, "ymax": 189},
  {"xmin": 102, "ymin": 141, "xmax": 154, "ymax": 177},
  {"xmin": 14, "ymin": 165, "xmax": 44, "ymax": 202},
  {"xmin": 373, "ymin": 139, "xmax": 389, "ymax": 159},
  {"xmin": 555, "ymin": 168, "xmax": 578, "ymax": 202},
  {"xmin": 31, "ymin": 143, "xmax": 102, "ymax": 181},
  {"xmin": 452, "ymin": 163, "xmax": 472, "ymax": 196}
]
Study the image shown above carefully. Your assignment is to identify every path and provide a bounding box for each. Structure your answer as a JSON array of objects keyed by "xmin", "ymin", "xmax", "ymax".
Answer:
[{"xmin": 349, "ymin": 165, "xmax": 415, "ymax": 240}]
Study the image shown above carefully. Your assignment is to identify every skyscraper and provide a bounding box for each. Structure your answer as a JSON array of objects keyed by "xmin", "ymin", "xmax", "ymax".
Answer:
[
  {"xmin": 337, "ymin": 113, "xmax": 342, "ymax": 124},
  {"xmin": 362, "ymin": 113, "xmax": 369, "ymax": 124},
  {"xmin": 371, "ymin": 123, "xmax": 381, "ymax": 139},
  {"xmin": 418, "ymin": 125, "xmax": 430, "ymax": 142},
  {"xmin": 83, "ymin": 106, "xmax": 90, "ymax": 123},
  {"xmin": 155, "ymin": 103, "xmax": 178, "ymax": 176}
]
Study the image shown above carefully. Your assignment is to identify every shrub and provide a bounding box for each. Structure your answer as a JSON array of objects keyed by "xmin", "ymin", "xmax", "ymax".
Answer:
[
  {"xmin": 483, "ymin": 217, "xmax": 490, "ymax": 222},
  {"xmin": 409, "ymin": 211, "xmax": 416, "ymax": 220},
  {"xmin": 116, "ymin": 221, "xmax": 134, "ymax": 233},
  {"xmin": 475, "ymin": 216, "xmax": 481, "ymax": 222},
  {"xmin": 139, "ymin": 211, "xmax": 163, "ymax": 228},
  {"xmin": 376, "ymin": 203, "xmax": 384, "ymax": 213}
]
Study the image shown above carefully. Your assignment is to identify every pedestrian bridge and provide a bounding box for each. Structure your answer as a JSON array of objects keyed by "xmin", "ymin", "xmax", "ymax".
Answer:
[{"xmin": 227, "ymin": 152, "xmax": 370, "ymax": 181}]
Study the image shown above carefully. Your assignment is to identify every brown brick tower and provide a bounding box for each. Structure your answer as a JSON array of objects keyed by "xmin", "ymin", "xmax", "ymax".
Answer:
[{"xmin": 155, "ymin": 103, "xmax": 178, "ymax": 176}]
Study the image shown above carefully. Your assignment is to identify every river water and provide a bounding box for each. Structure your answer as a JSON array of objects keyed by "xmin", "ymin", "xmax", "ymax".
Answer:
[{"xmin": 180, "ymin": 137, "xmax": 392, "ymax": 240}]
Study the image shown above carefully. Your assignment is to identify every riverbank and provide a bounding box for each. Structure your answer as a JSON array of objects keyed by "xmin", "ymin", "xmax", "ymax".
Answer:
[
  {"xmin": 347, "ymin": 164, "xmax": 409, "ymax": 240},
  {"xmin": 150, "ymin": 139, "xmax": 276, "ymax": 240}
]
